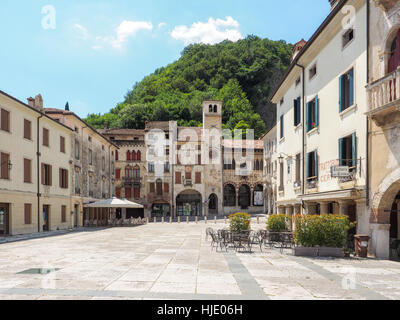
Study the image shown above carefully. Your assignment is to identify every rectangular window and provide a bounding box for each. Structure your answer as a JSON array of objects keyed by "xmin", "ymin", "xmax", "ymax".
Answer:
[
  {"xmin": 156, "ymin": 181, "xmax": 163, "ymax": 196},
  {"xmin": 280, "ymin": 115, "xmax": 284, "ymax": 139},
  {"xmin": 61, "ymin": 205, "xmax": 67, "ymax": 223},
  {"xmin": 88, "ymin": 149, "xmax": 93, "ymax": 165},
  {"xmin": 125, "ymin": 187, "xmax": 132, "ymax": 198},
  {"xmin": 59, "ymin": 168, "xmax": 68, "ymax": 189},
  {"xmin": 41, "ymin": 163, "xmax": 52, "ymax": 186},
  {"xmin": 309, "ymin": 64, "xmax": 317, "ymax": 80},
  {"xmin": 24, "ymin": 204, "xmax": 32, "ymax": 225},
  {"xmin": 195, "ymin": 172, "xmax": 201, "ymax": 184},
  {"xmin": 306, "ymin": 151, "xmax": 318, "ymax": 180},
  {"xmin": 133, "ymin": 187, "xmax": 140, "ymax": 199},
  {"xmin": 295, "ymin": 154, "xmax": 301, "ymax": 183},
  {"xmin": 148, "ymin": 162, "xmax": 154, "ymax": 173},
  {"xmin": 306, "ymin": 96, "xmax": 319, "ymax": 132},
  {"xmin": 339, "ymin": 133, "xmax": 357, "ymax": 171},
  {"xmin": 294, "ymin": 97, "xmax": 301, "ymax": 127},
  {"xmin": 1, "ymin": 153, "xmax": 10, "ymax": 180},
  {"xmin": 0, "ymin": 108, "xmax": 10, "ymax": 132},
  {"xmin": 164, "ymin": 162, "xmax": 170, "ymax": 173},
  {"xmin": 24, "ymin": 158, "xmax": 32, "ymax": 183},
  {"xmin": 60, "ymin": 136, "xmax": 65, "ymax": 153},
  {"xmin": 164, "ymin": 183, "xmax": 169, "ymax": 193},
  {"xmin": 75, "ymin": 172, "xmax": 80, "ymax": 194},
  {"xmin": 342, "ymin": 28, "xmax": 354, "ymax": 48},
  {"xmin": 116, "ymin": 169, "xmax": 121, "ymax": 179},
  {"xmin": 175, "ymin": 172, "xmax": 182, "ymax": 184},
  {"xmin": 24, "ymin": 119, "xmax": 31, "ymax": 140},
  {"xmin": 43, "ymin": 128, "xmax": 49, "ymax": 147},
  {"xmin": 339, "ymin": 68, "xmax": 354, "ymax": 112},
  {"xmin": 149, "ymin": 183, "xmax": 155, "ymax": 193},
  {"xmin": 75, "ymin": 141, "xmax": 80, "ymax": 160}
]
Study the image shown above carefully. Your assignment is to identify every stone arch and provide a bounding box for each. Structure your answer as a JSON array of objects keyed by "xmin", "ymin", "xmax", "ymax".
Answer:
[
  {"xmin": 381, "ymin": 24, "xmax": 400, "ymax": 76},
  {"xmin": 371, "ymin": 167, "xmax": 400, "ymax": 224}
]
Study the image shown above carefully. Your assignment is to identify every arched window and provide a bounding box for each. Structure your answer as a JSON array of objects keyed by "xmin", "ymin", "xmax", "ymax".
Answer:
[
  {"xmin": 133, "ymin": 166, "xmax": 140, "ymax": 178},
  {"xmin": 223, "ymin": 184, "xmax": 236, "ymax": 207},
  {"xmin": 125, "ymin": 167, "xmax": 132, "ymax": 178},
  {"xmin": 137, "ymin": 151, "xmax": 141, "ymax": 161},
  {"xmin": 214, "ymin": 105, "xmax": 218, "ymax": 113},
  {"xmin": 132, "ymin": 151, "xmax": 137, "ymax": 161},
  {"xmin": 253, "ymin": 185, "xmax": 264, "ymax": 206},
  {"xmin": 126, "ymin": 151, "xmax": 131, "ymax": 161},
  {"xmin": 209, "ymin": 194, "xmax": 218, "ymax": 210},
  {"xmin": 115, "ymin": 150, "xmax": 119, "ymax": 161},
  {"xmin": 209, "ymin": 105, "xmax": 213, "ymax": 113},
  {"xmin": 388, "ymin": 29, "xmax": 400, "ymax": 73}
]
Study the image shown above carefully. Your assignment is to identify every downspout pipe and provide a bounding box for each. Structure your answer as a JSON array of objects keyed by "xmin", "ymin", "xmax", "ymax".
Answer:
[
  {"xmin": 37, "ymin": 114, "xmax": 43, "ymax": 233},
  {"xmin": 366, "ymin": 0, "xmax": 370, "ymax": 208},
  {"xmin": 296, "ymin": 62, "xmax": 306, "ymax": 202}
]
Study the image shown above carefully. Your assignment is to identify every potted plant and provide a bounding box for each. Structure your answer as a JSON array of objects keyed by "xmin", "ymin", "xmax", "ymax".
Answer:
[
  {"xmin": 266, "ymin": 214, "xmax": 291, "ymax": 232},
  {"xmin": 293, "ymin": 214, "xmax": 354, "ymax": 258},
  {"xmin": 229, "ymin": 213, "xmax": 251, "ymax": 233}
]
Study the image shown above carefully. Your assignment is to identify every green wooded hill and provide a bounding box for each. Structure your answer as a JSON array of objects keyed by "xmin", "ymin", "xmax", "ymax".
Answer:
[{"xmin": 85, "ymin": 35, "xmax": 293, "ymax": 138}]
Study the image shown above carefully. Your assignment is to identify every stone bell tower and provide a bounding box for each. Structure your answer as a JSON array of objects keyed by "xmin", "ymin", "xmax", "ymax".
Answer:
[{"xmin": 202, "ymin": 100, "xmax": 222, "ymax": 131}]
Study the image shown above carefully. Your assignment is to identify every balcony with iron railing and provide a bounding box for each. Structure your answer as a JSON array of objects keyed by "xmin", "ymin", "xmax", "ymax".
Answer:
[
  {"xmin": 367, "ymin": 67, "xmax": 400, "ymax": 126},
  {"xmin": 123, "ymin": 176, "xmax": 142, "ymax": 185}
]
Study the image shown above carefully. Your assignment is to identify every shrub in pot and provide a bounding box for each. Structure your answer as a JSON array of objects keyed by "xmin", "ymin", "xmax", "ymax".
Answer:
[
  {"xmin": 266, "ymin": 214, "xmax": 291, "ymax": 232},
  {"xmin": 293, "ymin": 214, "xmax": 354, "ymax": 257},
  {"xmin": 229, "ymin": 213, "xmax": 251, "ymax": 233}
]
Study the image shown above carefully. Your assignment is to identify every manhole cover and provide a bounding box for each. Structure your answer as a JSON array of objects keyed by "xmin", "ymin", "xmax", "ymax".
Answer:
[{"xmin": 18, "ymin": 268, "xmax": 60, "ymax": 275}]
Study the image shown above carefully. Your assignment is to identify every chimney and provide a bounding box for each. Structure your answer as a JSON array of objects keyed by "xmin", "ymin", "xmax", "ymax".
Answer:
[
  {"xmin": 27, "ymin": 97, "xmax": 35, "ymax": 108},
  {"xmin": 27, "ymin": 94, "xmax": 44, "ymax": 112},
  {"xmin": 329, "ymin": 0, "xmax": 339, "ymax": 10},
  {"xmin": 291, "ymin": 39, "xmax": 307, "ymax": 62}
]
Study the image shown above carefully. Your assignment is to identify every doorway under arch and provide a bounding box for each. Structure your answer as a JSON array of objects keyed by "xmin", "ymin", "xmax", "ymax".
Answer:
[
  {"xmin": 176, "ymin": 190, "xmax": 202, "ymax": 217},
  {"xmin": 238, "ymin": 185, "xmax": 251, "ymax": 209},
  {"xmin": 208, "ymin": 194, "xmax": 218, "ymax": 216}
]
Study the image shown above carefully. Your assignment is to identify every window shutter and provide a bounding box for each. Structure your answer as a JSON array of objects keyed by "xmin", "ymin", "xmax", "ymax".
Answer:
[
  {"xmin": 338, "ymin": 138, "xmax": 343, "ymax": 166},
  {"xmin": 149, "ymin": 183, "xmax": 155, "ymax": 193},
  {"xmin": 116, "ymin": 169, "xmax": 121, "ymax": 179},
  {"xmin": 306, "ymin": 153, "xmax": 310, "ymax": 178},
  {"xmin": 339, "ymin": 75, "xmax": 344, "ymax": 112},
  {"xmin": 1, "ymin": 109, "xmax": 9, "ymax": 132},
  {"xmin": 65, "ymin": 170, "xmax": 69, "ymax": 189},
  {"xmin": 306, "ymin": 102, "xmax": 310, "ymax": 132},
  {"xmin": 59, "ymin": 168, "xmax": 62, "ymax": 188},
  {"xmin": 352, "ymin": 133, "xmax": 357, "ymax": 167},
  {"xmin": 49, "ymin": 165, "xmax": 52, "ymax": 186},
  {"xmin": 297, "ymin": 97, "xmax": 301, "ymax": 125},
  {"xmin": 349, "ymin": 68, "xmax": 354, "ymax": 107},
  {"xmin": 41, "ymin": 163, "xmax": 45, "ymax": 185},
  {"xmin": 314, "ymin": 152, "xmax": 319, "ymax": 178},
  {"xmin": 164, "ymin": 183, "xmax": 169, "ymax": 193},
  {"xmin": 315, "ymin": 96, "xmax": 319, "ymax": 127},
  {"xmin": 175, "ymin": 172, "xmax": 181, "ymax": 184},
  {"xmin": 293, "ymin": 99, "xmax": 298, "ymax": 126},
  {"xmin": 24, "ymin": 119, "xmax": 31, "ymax": 140}
]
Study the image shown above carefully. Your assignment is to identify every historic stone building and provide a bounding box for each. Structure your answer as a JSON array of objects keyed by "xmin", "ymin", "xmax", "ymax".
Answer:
[
  {"xmin": 367, "ymin": 0, "xmax": 400, "ymax": 259},
  {"xmin": 45, "ymin": 106, "xmax": 118, "ymax": 227},
  {"xmin": 102, "ymin": 101, "xmax": 265, "ymax": 218},
  {"xmin": 261, "ymin": 125, "xmax": 277, "ymax": 215}
]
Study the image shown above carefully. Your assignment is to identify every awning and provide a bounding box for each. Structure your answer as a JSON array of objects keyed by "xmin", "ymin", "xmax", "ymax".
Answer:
[{"xmin": 84, "ymin": 197, "xmax": 144, "ymax": 209}]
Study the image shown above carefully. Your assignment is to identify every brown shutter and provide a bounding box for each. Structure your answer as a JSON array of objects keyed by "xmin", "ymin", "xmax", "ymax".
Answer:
[
  {"xmin": 59, "ymin": 168, "xmax": 62, "ymax": 188},
  {"xmin": 41, "ymin": 163, "xmax": 45, "ymax": 185},
  {"xmin": 24, "ymin": 119, "xmax": 31, "ymax": 140},
  {"xmin": 149, "ymin": 183, "xmax": 155, "ymax": 193},
  {"xmin": 61, "ymin": 206, "xmax": 66, "ymax": 223},
  {"xmin": 24, "ymin": 204, "xmax": 31, "ymax": 225},
  {"xmin": 175, "ymin": 172, "xmax": 181, "ymax": 184},
  {"xmin": 195, "ymin": 172, "xmax": 201, "ymax": 184},
  {"xmin": 49, "ymin": 165, "xmax": 52, "ymax": 186},
  {"xmin": 65, "ymin": 170, "xmax": 69, "ymax": 189},
  {"xmin": 164, "ymin": 183, "xmax": 169, "ymax": 193},
  {"xmin": 43, "ymin": 128, "xmax": 49, "ymax": 146},
  {"xmin": 1, "ymin": 153, "xmax": 8, "ymax": 179},
  {"xmin": 24, "ymin": 159, "xmax": 31, "ymax": 183},
  {"xmin": 1, "ymin": 109, "xmax": 10, "ymax": 132},
  {"xmin": 60, "ymin": 136, "xmax": 65, "ymax": 153}
]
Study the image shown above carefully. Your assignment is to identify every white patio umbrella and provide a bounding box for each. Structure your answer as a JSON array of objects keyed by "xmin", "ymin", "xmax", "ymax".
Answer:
[{"xmin": 84, "ymin": 197, "xmax": 143, "ymax": 209}]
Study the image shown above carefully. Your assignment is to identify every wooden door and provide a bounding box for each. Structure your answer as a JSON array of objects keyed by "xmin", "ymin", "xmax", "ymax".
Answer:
[{"xmin": 0, "ymin": 204, "xmax": 9, "ymax": 235}]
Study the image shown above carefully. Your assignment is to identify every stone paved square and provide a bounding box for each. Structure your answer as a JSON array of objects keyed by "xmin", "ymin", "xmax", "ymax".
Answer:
[{"xmin": 0, "ymin": 219, "xmax": 399, "ymax": 300}]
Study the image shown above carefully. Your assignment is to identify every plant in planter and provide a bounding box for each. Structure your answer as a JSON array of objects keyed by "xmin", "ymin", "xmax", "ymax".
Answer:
[
  {"xmin": 266, "ymin": 214, "xmax": 291, "ymax": 232},
  {"xmin": 293, "ymin": 214, "xmax": 354, "ymax": 257},
  {"xmin": 229, "ymin": 213, "xmax": 251, "ymax": 233}
]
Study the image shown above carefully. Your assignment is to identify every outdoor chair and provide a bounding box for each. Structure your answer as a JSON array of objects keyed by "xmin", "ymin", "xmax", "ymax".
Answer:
[
  {"xmin": 206, "ymin": 227, "xmax": 214, "ymax": 241},
  {"xmin": 231, "ymin": 232, "xmax": 252, "ymax": 253},
  {"xmin": 210, "ymin": 231, "xmax": 227, "ymax": 252}
]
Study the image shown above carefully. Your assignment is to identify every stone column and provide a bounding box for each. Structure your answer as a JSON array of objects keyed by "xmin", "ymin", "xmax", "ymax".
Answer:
[
  {"xmin": 286, "ymin": 206, "xmax": 294, "ymax": 231},
  {"xmin": 355, "ymin": 198, "xmax": 368, "ymax": 235},
  {"xmin": 338, "ymin": 200, "xmax": 349, "ymax": 216},
  {"xmin": 319, "ymin": 202, "xmax": 329, "ymax": 215}
]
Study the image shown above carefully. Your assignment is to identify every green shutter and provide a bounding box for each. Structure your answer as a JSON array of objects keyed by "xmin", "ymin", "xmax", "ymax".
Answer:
[
  {"xmin": 306, "ymin": 153, "xmax": 310, "ymax": 178},
  {"xmin": 297, "ymin": 97, "xmax": 301, "ymax": 126},
  {"xmin": 314, "ymin": 151, "xmax": 319, "ymax": 178},
  {"xmin": 306, "ymin": 102, "xmax": 310, "ymax": 132},
  {"xmin": 293, "ymin": 99, "xmax": 297, "ymax": 126},
  {"xmin": 339, "ymin": 75, "xmax": 344, "ymax": 112},
  {"xmin": 339, "ymin": 138, "xmax": 343, "ymax": 166},
  {"xmin": 315, "ymin": 96, "xmax": 319, "ymax": 127},
  {"xmin": 349, "ymin": 69, "xmax": 354, "ymax": 107},
  {"xmin": 352, "ymin": 132, "xmax": 357, "ymax": 167}
]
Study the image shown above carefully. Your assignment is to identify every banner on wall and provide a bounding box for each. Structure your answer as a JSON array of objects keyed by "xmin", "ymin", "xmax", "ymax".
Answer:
[{"xmin": 254, "ymin": 191, "xmax": 264, "ymax": 206}]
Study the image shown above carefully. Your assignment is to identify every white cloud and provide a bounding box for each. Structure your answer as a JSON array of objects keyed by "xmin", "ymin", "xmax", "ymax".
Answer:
[
  {"xmin": 73, "ymin": 20, "xmax": 153, "ymax": 50},
  {"xmin": 171, "ymin": 16, "xmax": 242, "ymax": 45},
  {"xmin": 111, "ymin": 20, "xmax": 153, "ymax": 49},
  {"xmin": 74, "ymin": 24, "xmax": 89, "ymax": 40}
]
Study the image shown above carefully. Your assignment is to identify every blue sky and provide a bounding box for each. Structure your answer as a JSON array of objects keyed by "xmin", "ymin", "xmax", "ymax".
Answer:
[{"xmin": 0, "ymin": 0, "xmax": 330, "ymax": 118}]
